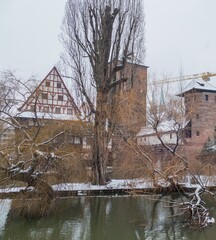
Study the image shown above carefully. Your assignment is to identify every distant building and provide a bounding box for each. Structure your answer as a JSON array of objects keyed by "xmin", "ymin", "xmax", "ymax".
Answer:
[
  {"xmin": 137, "ymin": 78, "xmax": 216, "ymax": 157},
  {"xmin": 137, "ymin": 119, "xmax": 187, "ymax": 145},
  {"xmin": 110, "ymin": 62, "xmax": 148, "ymax": 162},
  {"xmin": 177, "ymin": 79, "xmax": 216, "ymax": 149},
  {"xmin": 114, "ymin": 62, "xmax": 148, "ymax": 138},
  {"xmin": 136, "ymin": 118, "xmax": 189, "ymax": 156}
]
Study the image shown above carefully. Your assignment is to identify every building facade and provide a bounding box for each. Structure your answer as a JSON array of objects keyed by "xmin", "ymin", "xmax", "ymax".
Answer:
[
  {"xmin": 14, "ymin": 67, "xmax": 92, "ymax": 155},
  {"xmin": 114, "ymin": 62, "xmax": 148, "ymax": 138},
  {"xmin": 18, "ymin": 66, "xmax": 79, "ymax": 119}
]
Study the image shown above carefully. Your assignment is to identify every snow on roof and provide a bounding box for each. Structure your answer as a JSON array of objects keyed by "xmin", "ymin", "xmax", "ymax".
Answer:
[
  {"xmin": 16, "ymin": 111, "xmax": 80, "ymax": 121},
  {"xmin": 177, "ymin": 79, "xmax": 216, "ymax": 96},
  {"xmin": 137, "ymin": 119, "xmax": 189, "ymax": 137}
]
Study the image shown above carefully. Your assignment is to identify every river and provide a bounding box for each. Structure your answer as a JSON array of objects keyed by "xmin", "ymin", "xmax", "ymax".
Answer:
[{"xmin": 0, "ymin": 194, "xmax": 216, "ymax": 240}]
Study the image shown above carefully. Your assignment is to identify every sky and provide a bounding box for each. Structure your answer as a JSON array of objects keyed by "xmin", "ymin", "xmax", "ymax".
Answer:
[{"xmin": 1, "ymin": 0, "xmax": 216, "ymax": 83}]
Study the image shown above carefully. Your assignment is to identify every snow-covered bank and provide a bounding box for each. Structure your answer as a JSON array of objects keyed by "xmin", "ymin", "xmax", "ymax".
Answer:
[
  {"xmin": 1, "ymin": 176, "xmax": 216, "ymax": 195},
  {"xmin": 52, "ymin": 179, "xmax": 153, "ymax": 191}
]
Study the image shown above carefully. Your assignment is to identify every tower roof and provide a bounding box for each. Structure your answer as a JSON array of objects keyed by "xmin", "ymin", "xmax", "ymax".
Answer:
[{"xmin": 177, "ymin": 79, "xmax": 216, "ymax": 97}]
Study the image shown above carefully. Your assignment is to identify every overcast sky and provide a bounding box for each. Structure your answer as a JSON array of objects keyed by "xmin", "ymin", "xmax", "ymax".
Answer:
[{"xmin": 1, "ymin": 0, "xmax": 216, "ymax": 82}]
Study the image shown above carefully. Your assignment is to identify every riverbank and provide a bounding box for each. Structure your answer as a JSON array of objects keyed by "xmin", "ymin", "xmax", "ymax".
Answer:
[{"xmin": 1, "ymin": 177, "xmax": 216, "ymax": 199}]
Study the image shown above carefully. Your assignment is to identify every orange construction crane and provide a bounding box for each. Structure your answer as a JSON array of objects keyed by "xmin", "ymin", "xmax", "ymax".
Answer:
[{"xmin": 154, "ymin": 72, "xmax": 216, "ymax": 84}]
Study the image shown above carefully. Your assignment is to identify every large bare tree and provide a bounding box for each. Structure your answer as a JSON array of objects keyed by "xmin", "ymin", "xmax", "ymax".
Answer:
[{"xmin": 61, "ymin": 0, "xmax": 145, "ymax": 184}]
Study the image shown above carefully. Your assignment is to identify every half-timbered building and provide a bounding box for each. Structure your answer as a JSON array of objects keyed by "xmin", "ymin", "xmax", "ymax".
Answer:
[
  {"xmin": 14, "ymin": 67, "xmax": 92, "ymax": 157},
  {"xmin": 17, "ymin": 66, "xmax": 80, "ymax": 120}
]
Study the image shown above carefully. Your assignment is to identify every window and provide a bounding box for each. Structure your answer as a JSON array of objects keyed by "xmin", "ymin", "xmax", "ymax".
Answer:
[
  {"xmin": 170, "ymin": 133, "xmax": 172, "ymax": 139},
  {"xmin": 185, "ymin": 130, "xmax": 192, "ymax": 138},
  {"xmin": 205, "ymin": 95, "xmax": 209, "ymax": 101},
  {"xmin": 67, "ymin": 108, "xmax": 73, "ymax": 115},
  {"xmin": 215, "ymin": 95, "xmax": 216, "ymax": 102},
  {"xmin": 74, "ymin": 137, "xmax": 81, "ymax": 144},
  {"xmin": 82, "ymin": 137, "xmax": 87, "ymax": 148},
  {"xmin": 196, "ymin": 114, "xmax": 199, "ymax": 119},
  {"xmin": 42, "ymin": 93, "xmax": 48, "ymax": 99},
  {"xmin": 57, "ymin": 82, "xmax": 61, "ymax": 88},
  {"xmin": 43, "ymin": 106, "xmax": 49, "ymax": 112},
  {"xmin": 55, "ymin": 107, "xmax": 61, "ymax": 114},
  {"xmin": 58, "ymin": 95, "xmax": 63, "ymax": 101},
  {"xmin": 196, "ymin": 131, "xmax": 200, "ymax": 136},
  {"xmin": 45, "ymin": 81, "xmax": 50, "ymax": 87},
  {"xmin": 68, "ymin": 136, "xmax": 81, "ymax": 144}
]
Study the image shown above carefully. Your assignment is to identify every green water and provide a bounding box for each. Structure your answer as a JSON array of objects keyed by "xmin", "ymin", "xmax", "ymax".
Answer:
[{"xmin": 0, "ymin": 194, "xmax": 216, "ymax": 240}]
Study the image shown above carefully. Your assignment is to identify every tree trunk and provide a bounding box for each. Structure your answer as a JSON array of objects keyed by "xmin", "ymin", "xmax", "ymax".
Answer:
[{"xmin": 92, "ymin": 91, "xmax": 109, "ymax": 185}]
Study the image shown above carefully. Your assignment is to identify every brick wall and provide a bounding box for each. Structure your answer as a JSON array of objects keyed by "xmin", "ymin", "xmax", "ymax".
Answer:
[
  {"xmin": 184, "ymin": 90, "xmax": 216, "ymax": 148},
  {"xmin": 115, "ymin": 62, "xmax": 148, "ymax": 136}
]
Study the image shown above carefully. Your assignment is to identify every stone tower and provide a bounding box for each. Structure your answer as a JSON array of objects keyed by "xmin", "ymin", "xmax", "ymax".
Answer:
[
  {"xmin": 178, "ymin": 79, "xmax": 216, "ymax": 148},
  {"xmin": 114, "ymin": 62, "xmax": 148, "ymax": 138}
]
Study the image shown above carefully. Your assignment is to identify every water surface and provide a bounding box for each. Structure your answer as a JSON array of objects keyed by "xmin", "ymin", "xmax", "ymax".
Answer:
[{"xmin": 0, "ymin": 194, "xmax": 216, "ymax": 240}]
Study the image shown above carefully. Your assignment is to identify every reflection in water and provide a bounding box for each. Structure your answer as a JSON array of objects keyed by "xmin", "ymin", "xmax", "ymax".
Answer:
[
  {"xmin": 0, "ymin": 199, "xmax": 11, "ymax": 239},
  {"xmin": 0, "ymin": 195, "xmax": 215, "ymax": 240}
]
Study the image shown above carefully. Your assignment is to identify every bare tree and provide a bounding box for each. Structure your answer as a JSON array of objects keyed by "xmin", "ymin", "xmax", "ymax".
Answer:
[
  {"xmin": 61, "ymin": 0, "xmax": 145, "ymax": 184},
  {"xmin": 141, "ymin": 82, "xmax": 216, "ymax": 228},
  {"xmin": 0, "ymin": 71, "xmax": 90, "ymax": 216}
]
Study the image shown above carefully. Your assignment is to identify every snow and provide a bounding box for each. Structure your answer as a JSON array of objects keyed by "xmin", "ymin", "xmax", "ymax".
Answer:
[
  {"xmin": 0, "ymin": 187, "xmax": 34, "ymax": 193},
  {"xmin": 1, "ymin": 176, "xmax": 216, "ymax": 194},
  {"xmin": 177, "ymin": 79, "xmax": 216, "ymax": 96},
  {"xmin": 0, "ymin": 199, "xmax": 11, "ymax": 232},
  {"xmin": 183, "ymin": 175, "xmax": 216, "ymax": 188},
  {"xmin": 16, "ymin": 111, "xmax": 79, "ymax": 121},
  {"xmin": 52, "ymin": 179, "xmax": 153, "ymax": 191},
  {"xmin": 0, "ymin": 179, "xmax": 152, "ymax": 194},
  {"xmin": 137, "ymin": 119, "xmax": 189, "ymax": 137},
  {"xmin": 206, "ymin": 145, "xmax": 216, "ymax": 152}
]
